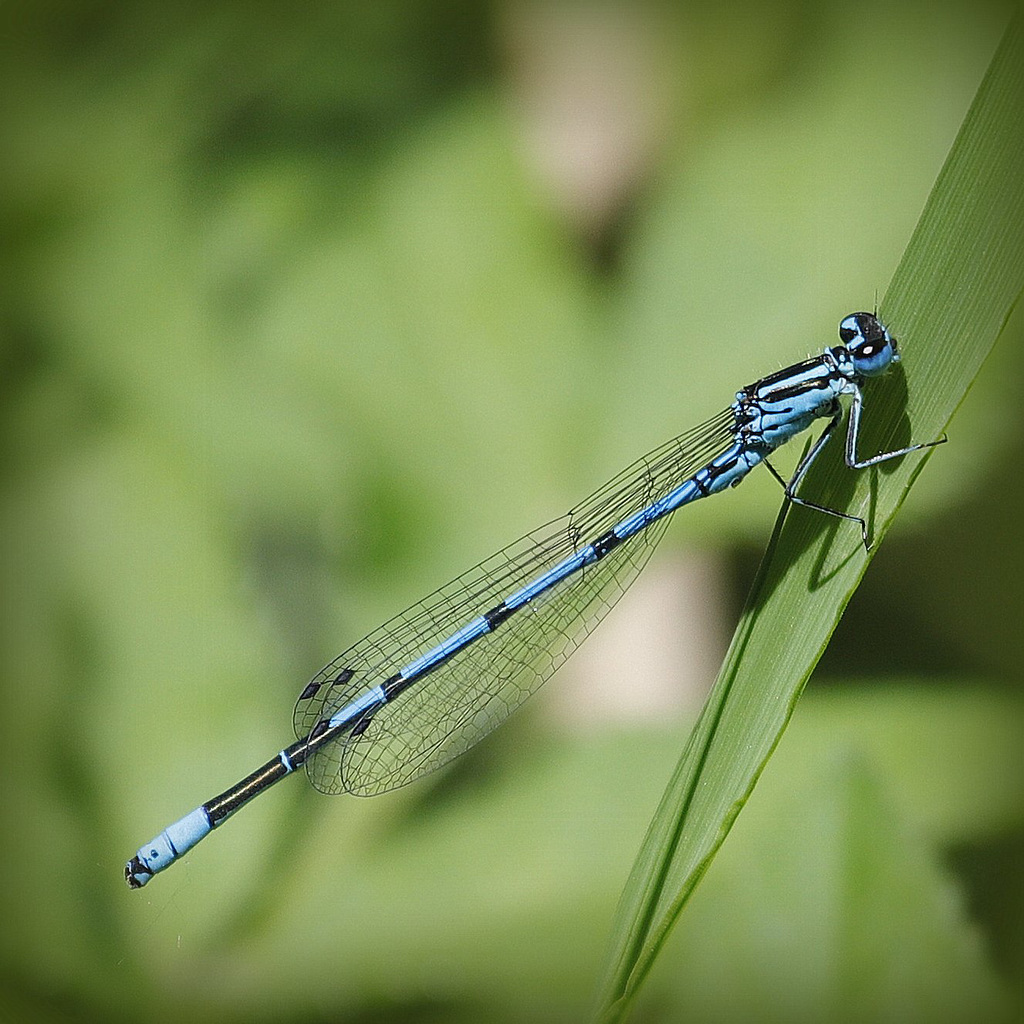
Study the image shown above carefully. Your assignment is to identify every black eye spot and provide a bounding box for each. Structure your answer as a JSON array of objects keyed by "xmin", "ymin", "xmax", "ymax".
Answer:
[
  {"xmin": 858, "ymin": 343, "xmax": 878, "ymax": 358},
  {"xmin": 839, "ymin": 327, "xmax": 856, "ymax": 343}
]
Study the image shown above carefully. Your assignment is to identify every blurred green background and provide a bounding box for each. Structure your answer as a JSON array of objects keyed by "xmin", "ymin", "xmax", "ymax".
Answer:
[{"xmin": 1, "ymin": 2, "xmax": 1021, "ymax": 1022}]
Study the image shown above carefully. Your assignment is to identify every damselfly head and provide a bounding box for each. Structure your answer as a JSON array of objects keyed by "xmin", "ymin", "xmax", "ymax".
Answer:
[{"xmin": 839, "ymin": 311, "xmax": 898, "ymax": 377}]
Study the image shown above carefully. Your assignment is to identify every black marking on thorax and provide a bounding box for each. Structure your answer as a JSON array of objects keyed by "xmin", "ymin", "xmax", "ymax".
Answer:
[
  {"xmin": 749, "ymin": 356, "xmax": 823, "ymax": 390},
  {"xmin": 766, "ymin": 375, "xmax": 836, "ymax": 404}
]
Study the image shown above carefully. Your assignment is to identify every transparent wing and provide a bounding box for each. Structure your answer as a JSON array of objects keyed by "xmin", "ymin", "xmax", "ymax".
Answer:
[{"xmin": 294, "ymin": 408, "xmax": 736, "ymax": 796}]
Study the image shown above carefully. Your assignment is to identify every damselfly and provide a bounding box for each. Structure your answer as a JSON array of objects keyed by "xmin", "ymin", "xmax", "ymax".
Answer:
[{"xmin": 126, "ymin": 312, "xmax": 943, "ymax": 888}]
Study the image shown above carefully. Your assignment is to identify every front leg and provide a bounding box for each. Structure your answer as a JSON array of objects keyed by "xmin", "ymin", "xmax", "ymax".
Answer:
[{"xmin": 845, "ymin": 386, "xmax": 947, "ymax": 469}]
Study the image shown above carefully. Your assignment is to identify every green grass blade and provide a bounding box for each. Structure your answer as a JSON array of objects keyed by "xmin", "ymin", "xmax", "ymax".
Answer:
[{"xmin": 593, "ymin": 14, "xmax": 1024, "ymax": 1023}]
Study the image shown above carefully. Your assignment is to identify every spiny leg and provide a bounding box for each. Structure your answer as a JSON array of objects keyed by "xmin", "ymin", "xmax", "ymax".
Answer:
[
  {"xmin": 845, "ymin": 386, "xmax": 947, "ymax": 469},
  {"xmin": 766, "ymin": 389, "xmax": 947, "ymax": 549},
  {"xmin": 764, "ymin": 409, "xmax": 870, "ymax": 548}
]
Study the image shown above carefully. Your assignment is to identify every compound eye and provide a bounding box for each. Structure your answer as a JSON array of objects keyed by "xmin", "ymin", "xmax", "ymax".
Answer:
[{"xmin": 839, "ymin": 312, "xmax": 894, "ymax": 375}]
